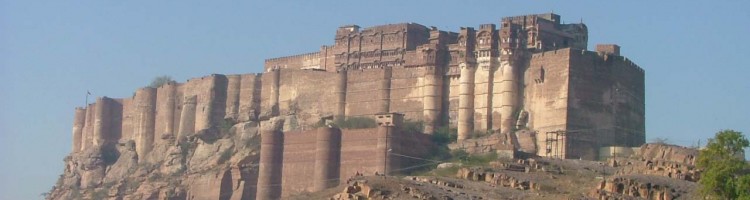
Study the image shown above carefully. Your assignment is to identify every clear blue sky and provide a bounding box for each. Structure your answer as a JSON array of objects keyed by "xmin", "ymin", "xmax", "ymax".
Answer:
[{"xmin": 1, "ymin": 1, "xmax": 748, "ymax": 199}]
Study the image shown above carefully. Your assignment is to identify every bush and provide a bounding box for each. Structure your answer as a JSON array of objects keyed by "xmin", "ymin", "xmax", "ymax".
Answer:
[
  {"xmin": 452, "ymin": 150, "xmax": 497, "ymax": 166},
  {"xmin": 147, "ymin": 75, "xmax": 176, "ymax": 88},
  {"xmin": 432, "ymin": 165, "xmax": 460, "ymax": 177},
  {"xmin": 218, "ymin": 118, "xmax": 236, "ymax": 134},
  {"xmin": 333, "ymin": 116, "xmax": 377, "ymax": 129},
  {"xmin": 217, "ymin": 148, "xmax": 234, "ymax": 164},
  {"xmin": 401, "ymin": 120, "xmax": 424, "ymax": 134},
  {"xmin": 179, "ymin": 141, "xmax": 193, "ymax": 159},
  {"xmin": 431, "ymin": 126, "xmax": 457, "ymax": 145},
  {"xmin": 243, "ymin": 137, "xmax": 260, "ymax": 149},
  {"xmin": 147, "ymin": 172, "xmax": 162, "ymax": 182}
]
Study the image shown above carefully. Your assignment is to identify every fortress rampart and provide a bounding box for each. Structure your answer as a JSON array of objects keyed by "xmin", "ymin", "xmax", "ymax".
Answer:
[
  {"xmin": 253, "ymin": 118, "xmax": 433, "ymax": 198},
  {"xmin": 65, "ymin": 13, "xmax": 645, "ymax": 199},
  {"xmin": 71, "ymin": 13, "xmax": 644, "ymax": 159}
]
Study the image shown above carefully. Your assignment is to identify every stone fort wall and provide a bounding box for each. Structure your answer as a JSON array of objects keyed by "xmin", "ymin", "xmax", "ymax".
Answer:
[
  {"xmin": 266, "ymin": 126, "xmax": 432, "ymax": 197},
  {"xmin": 67, "ymin": 12, "xmax": 646, "ymax": 198}
]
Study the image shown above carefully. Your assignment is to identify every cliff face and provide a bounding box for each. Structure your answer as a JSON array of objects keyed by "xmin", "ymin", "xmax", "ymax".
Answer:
[
  {"xmin": 48, "ymin": 74, "xmax": 268, "ymax": 199},
  {"xmin": 49, "ymin": 118, "xmax": 262, "ymax": 199}
]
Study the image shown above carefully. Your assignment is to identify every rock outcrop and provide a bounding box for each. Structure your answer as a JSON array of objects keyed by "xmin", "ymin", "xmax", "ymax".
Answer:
[
  {"xmin": 455, "ymin": 167, "xmax": 540, "ymax": 191},
  {"xmin": 616, "ymin": 143, "xmax": 701, "ymax": 181},
  {"xmin": 47, "ymin": 114, "xmax": 266, "ymax": 200},
  {"xmin": 448, "ymin": 133, "xmax": 515, "ymax": 158},
  {"xmin": 590, "ymin": 143, "xmax": 702, "ymax": 200},
  {"xmin": 589, "ymin": 175, "xmax": 698, "ymax": 200}
]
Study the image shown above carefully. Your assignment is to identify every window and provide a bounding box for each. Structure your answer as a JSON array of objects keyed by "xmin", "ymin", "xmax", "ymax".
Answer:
[{"xmin": 540, "ymin": 67, "xmax": 545, "ymax": 82}]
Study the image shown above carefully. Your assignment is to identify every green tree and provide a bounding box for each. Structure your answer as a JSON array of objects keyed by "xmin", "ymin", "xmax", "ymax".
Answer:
[
  {"xmin": 697, "ymin": 130, "xmax": 750, "ymax": 199},
  {"xmin": 148, "ymin": 75, "xmax": 175, "ymax": 88}
]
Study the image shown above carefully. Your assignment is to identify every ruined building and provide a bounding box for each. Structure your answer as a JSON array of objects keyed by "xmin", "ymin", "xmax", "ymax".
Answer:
[{"xmin": 54, "ymin": 13, "xmax": 645, "ymax": 199}]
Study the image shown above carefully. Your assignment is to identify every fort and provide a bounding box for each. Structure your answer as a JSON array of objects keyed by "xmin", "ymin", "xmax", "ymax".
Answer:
[{"xmin": 61, "ymin": 13, "xmax": 644, "ymax": 199}]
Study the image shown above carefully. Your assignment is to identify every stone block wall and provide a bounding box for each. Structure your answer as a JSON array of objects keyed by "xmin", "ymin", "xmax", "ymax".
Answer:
[
  {"xmin": 276, "ymin": 69, "xmax": 339, "ymax": 126},
  {"xmin": 261, "ymin": 126, "xmax": 434, "ymax": 198},
  {"xmin": 73, "ymin": 73, "xmax": 263, "ymax": 158},
  {"xmin": 566, "ymin": 48, "xmax": 645, "ymax": 159},
  {"xmin": 345, "ymin": 69, "xmax": 389, "ymax": 117},
  {"xmin": 389, "ymin": 67, "xmax": 426, "ymax": 120},
  {"xmin": 524, "ymin": 49, "xmax": 572, "ymax": 158},
  {"xmin": 264, "ymin": 52, "xmax": 322, "ymax": 71}
]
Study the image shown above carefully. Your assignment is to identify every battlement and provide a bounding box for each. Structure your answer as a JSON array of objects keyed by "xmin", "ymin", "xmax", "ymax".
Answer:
[
  {"xmin": 361, "ymin": 23, "xmax": 412, "ymax": 33},
  {"xmin": 479, "ymin": 23, "xmax": 496, "ymax": 30},
  {"xmin": 265, "ymin": 51, "xmax": 321, "ymax": 64},
  {"xmin": 596, "ymin": 44, "xmax": 620, "ymax": 56},
  {"xmin": 264, "ymin": 51, "xmax": 322, "ymax": 71},
  {"xmin": 576, "ymin": 47, "xmax": 644, "ymax": 74},
  {"xmin": 502, "ymin": 13, "xmax": 560, "ymax": 24},
  {"xmin": 530, "ymin": 47, "xmax": 644, "ymax": 74},
  {"xmin": 335, "ymin": 25, "xmax": 361, "ymax": 39}
]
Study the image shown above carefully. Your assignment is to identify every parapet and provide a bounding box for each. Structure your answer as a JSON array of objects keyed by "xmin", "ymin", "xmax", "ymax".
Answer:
[
  {"xmin": 336, "ymin": 25, "xmax": 360, "ymax": 37},
  {"xmin": 535, "ymin": 13, "xmax": 561, "ymax": 23},
  {"xmin": 264, "ymin": 51, "xmax": 322, "ymax": 71},
  {"xmin": 596, "ymin": 44, "xmax": 620, "ymax": 56},
  {"xmin": 530, "ymin": 48, "xmax": 644, "ymax": 74},
  {"xmin": 479, "ymin": 24, "xmax": 496, "ymax": 30}
]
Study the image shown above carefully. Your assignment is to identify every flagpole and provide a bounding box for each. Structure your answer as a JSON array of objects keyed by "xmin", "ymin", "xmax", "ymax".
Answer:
[{"xmin": 86, "ymin": 91, "xmax": 90, "ymax": 105}]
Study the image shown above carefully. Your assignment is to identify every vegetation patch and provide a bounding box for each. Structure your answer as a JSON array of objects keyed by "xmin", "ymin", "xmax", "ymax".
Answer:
[
  {"xmin": 147, "ymin": 75, "xmax": 176, "ymax": 88},
  {"xmin": 401, "ymin": 120, "xmax": 424, "ymax": 134},
  {"xmin": 451, "ymin": 150, "xmax": 498, "ymax": 167},
  {"xmin": 431, "ymin": 126, "xmax": 457, "ymax": 145},
  {"xmin": 697, "ymin": 129, "xmax": 750, "ymax": 199},
  {"xmin": 243, "ymin": 136, "xmax": 260, "ymax": 149},
  {"xmin": 431, "ymin": 165, "xmax": 460, "ymax": 177},
  {"xmin": 217, "ymin": 147, "xmax": 234, "ymax": 164},
  {"xmin": 332, "ymin": 116, "xmax": 377, "ymax": 129},
  {"xmin": 218, "ymin": 118, "xmax": 236, "ymax": 135}
]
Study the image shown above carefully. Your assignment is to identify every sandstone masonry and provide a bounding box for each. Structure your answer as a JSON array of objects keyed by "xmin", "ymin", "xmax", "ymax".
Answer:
[{"xmin": 61, "ymin": 13, "xmax": 645, "ymax": 199}]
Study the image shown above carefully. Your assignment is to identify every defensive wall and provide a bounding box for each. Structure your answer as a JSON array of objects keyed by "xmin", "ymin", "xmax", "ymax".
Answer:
[
  {"xmin": 523, "ymin": 47, "xmax": 645, "ymax": 159},
  {"xmin": 68, "ymin": 13, "xmax": 646, "ymax": 198},
  {"xmin": 73, "ymin": 74, "xmax": 257, "ymax": 159},
  {"xmin": 261, "ymin": 125, "xmax": 433, "ymax": 198}
]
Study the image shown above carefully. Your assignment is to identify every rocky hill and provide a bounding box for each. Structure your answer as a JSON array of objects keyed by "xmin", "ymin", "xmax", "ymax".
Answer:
[
  {"xmin": 45, "ymin": 13, "xmax": 659, "ymax": 199},
  {"xmin": 296, "ymin": 143, "xmax": 702, "ymax": 200},
  {"xmin": 47, "ymin": 114, "xmax": 264, "ymax": 199},
  {"xmin": 48, "ymin": 122, "xmax": 703, "ymax": 200}
]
